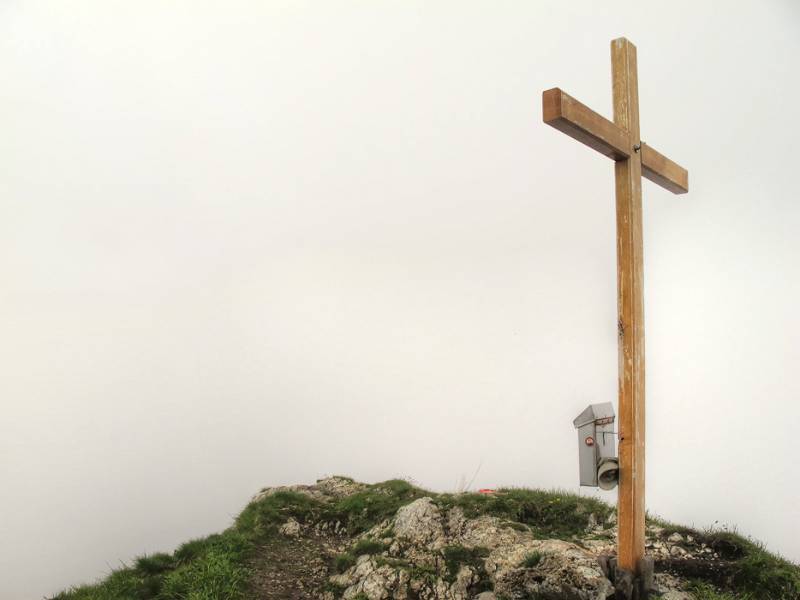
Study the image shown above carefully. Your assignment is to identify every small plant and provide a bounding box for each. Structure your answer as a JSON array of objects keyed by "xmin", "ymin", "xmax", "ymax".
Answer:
[
  {"xmin": 323, "ymin": 479, "xmax": 426, "ymax": 534},
  {"xmin": 686, "ymin": 580, "xmax": 751, "ymax": 600},
  {"xmin": 406, "ymin": 562, "xmax": 438, "ymax": 584},
  {"xmin": 374, "ymin": 556, "xmax": 410, "ymax": 569},
  {"xmin": 436, "ymin": 487, "xmax": 613, "ymax": 539},
  {"xmin": 379, "ymin": 525, "xmax": 395, "ymax": 539},
  {"xmin": 159, "ymin": 544, "xmax": 250, "ymax": 600},
  {"xmin": 441, "ymin": 545, "xmax": 492, "ymax": 591},
  {"xmin": 235, "ymin": 490, "xmax": 317, "ymax": 537},
  {"xmin": 324, "ymin": 581, "xmax": 348, "ymax": 599},
  {"xmin": 352, "ymin": 538, "xmax": 386, "ymax": 556},
  {"xmin": 174, "ymin": 537, "xmax": 214, "ymax": 563},
  {"xmin": 135, "ymin": 553, "xmax": 175, "ymax": 575},
  {"xmin": 333, "ymin": 552, "xmax": 356, "ymax": 573},
  {"xmin": 520, "ymin": 551, "xmax": 544, "ymax": 569},
  {"xmin": 52, "ymin": 529, "xmax": 253, "ymax": 600},
  {"xmin": 645, "ymin": 519, "xmax": 800, "ymax": 599}
]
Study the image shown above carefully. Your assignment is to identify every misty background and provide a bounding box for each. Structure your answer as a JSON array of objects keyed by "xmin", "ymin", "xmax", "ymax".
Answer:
[{"xmin": 1, "ymin": 1, "xmax": 799, "ymax": 598}]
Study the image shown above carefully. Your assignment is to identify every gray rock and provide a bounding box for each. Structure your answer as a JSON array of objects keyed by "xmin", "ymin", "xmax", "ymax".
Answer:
[
  {"xmin": 247, "ymin": 478, "xmax": 707, "ymax": 600},
  {"xmin": 329, "ymin": 493, "xmax": 673, "ymax": 600},
  {"xmin": 669, "ymin": 545, "xmax": 688, "ymax": 558},
  {"xmin": 654, "ymin": 572, "xmax": 688, "ymax": 595},
  {"xmin": 394, "ymin": 498, "xmax": 446, "ymax": 549},
  {"xmin": 447, "ymin": 506, "xmax": 468, "ymax": 539},
  {"xmin": 252, "ymin": 476, "xmax": 364, "ymax": 503},
  {"xmin": 336, "ymin": 557, "xmax": 394, "ymax": 600},
  {"xmin": 279, "ymin": 518, "xmax": 301, "ymax": 537}
]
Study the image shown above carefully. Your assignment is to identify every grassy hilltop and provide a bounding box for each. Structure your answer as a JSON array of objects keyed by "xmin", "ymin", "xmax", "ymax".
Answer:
[{"xmin": 53, "ymin": 477, "xmax": 800, "ymax": 600}]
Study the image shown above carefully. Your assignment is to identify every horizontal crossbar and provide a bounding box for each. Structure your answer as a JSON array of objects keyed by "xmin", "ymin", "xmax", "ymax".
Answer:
[
  {"xmin": 542, "ymin": 88, "xmax": 688, "ymax": 194},
  {"xmin": 542, "ymin": 88, "xmax": 630, "ymax": 160},
  {"xmin": 640, "ymin": 144, "xmax": 688, "ymax": 194}
]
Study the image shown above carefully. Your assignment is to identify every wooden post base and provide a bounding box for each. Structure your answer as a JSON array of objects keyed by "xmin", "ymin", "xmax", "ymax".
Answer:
[{"xmin": 598, "ymin": 555, "xmax": 654, "ymax": 600}]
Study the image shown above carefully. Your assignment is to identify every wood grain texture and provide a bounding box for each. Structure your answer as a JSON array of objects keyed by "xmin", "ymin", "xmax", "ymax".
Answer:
[
  {"xmin": 542, "ymin": 37, "xmax": 690, "ymax": 580},
  {"xmin": 542, "ymin": 88, "xmax": 630, "ymax": 160},
  {"xmin": 611, "ymin": 36, "xmax": 647, "ymax": 575},
  {"xmin": 641, "ymin": 144, "xmax": 689, "ymax": 194},
  {"xmin": 542, "ymin": 88, "xmax": 688, "ymax": 195}
]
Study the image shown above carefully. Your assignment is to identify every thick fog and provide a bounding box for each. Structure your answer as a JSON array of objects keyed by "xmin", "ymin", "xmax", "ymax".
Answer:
[{"xmin": 1, "ymin": 1, "xmax": 799, "ymax": 598}]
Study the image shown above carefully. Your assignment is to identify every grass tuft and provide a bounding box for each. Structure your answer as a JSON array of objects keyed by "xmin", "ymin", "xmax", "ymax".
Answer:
[
  {"xmin": 686, "ymin": 580, "xmax": 752, "ymax": 600},
  {"xmin": 324, "ymin": 581, "xmax": 348, "ymax": 599},
  {"xmin": 134, "ymin": 553, "xmax": 175, "ymax": 575},
  {"xmin": 441, "ymin": 545, "xmax": 492, "ymax": 591},
  {"xmin": 520, "ymin": 551, "xmax": 544, "ymax": 569},
  {"xmin": 649, "ymin": 516, "xmax": 800, "ymax": 599},
  {"xmin": 322, "ymin": 479, "xmax": 426, "ymax": 534},
  {"xmin": 438, "ymin": 488, "xmax": 612, "ymax": 539},
  {"xmin": 332, "ymin": 553, "xmax": 356, "ymax": 573},
  {"xmin": 234, "ymin": 490, "xmax": 316, "ymax": 537},
  {"xmin": 352, "ymin": 538, "xmax": 386, "ymax": 556}
]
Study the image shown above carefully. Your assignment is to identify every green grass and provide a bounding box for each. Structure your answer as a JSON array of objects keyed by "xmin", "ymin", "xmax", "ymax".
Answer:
[
  {"xmin": 323, "ymin": 581, "xmax": 348, "ymax": 599},
  {"xmin": 321, "ymin": 479, "xmax": 427, "ymax": 534},
  {"xmin": 720, "ymin": 536, "xmax": 800, "ymax": 599},
  {"xmin": 351, "ymin": 538, "xmax": 386, "ymax": 556},
  {"xmin": 52, "ymin": 530, "xmax": 252, "ymax": 600},
  {"xmin": 52, "ymin": 490, "xmax": 304, "ymax": 600},
  {"xmin": 134, "ymin": 553, "xmax": 175, "ymax": 576},
  {"xmin": 330, "ymin": 535, "xmax": 390, "ymax": 575},
  {"xmin": 441, "ymin": 545, "xmax": 492, "ymax": 592},
  {"xmin": 332, "ymin": 553, "xmax": 356, "ymax": 574},
  {"xmin": 686, "ymin": 580, "xmax": 753, "ymax": 600},
  {"xmin": 648, "ymin": 516, "xmax": 800, "ymax": 600},
  {"xmin": 158, "ymin": 541, "xmax": 250, "ymax": 600},
  {"xmin": 51, "ymin": 477, "xmax": 800, "ymax": 600},
  {"xmin": 520, "ymin": 551, "xmax": 544, "ymax": 569},
  {"xmin": 379, "ymin": 525, "xmax": 395, "ymax": 539},
  {"xmin": 437, "ymin": 488, "xmax": 613, "ymax": 539},
  {"xmin": 234, "ymin": 490, "xmax": 317, "ymax": 536},
  {"xmin": 53, "ymin": 479, "xmax": 423, "ymax": 599}
]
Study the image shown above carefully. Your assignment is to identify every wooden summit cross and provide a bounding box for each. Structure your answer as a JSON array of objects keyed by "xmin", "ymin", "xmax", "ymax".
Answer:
[{"xmin": 542, "ymin": 38, "xmax": 688, "ymax": 581}]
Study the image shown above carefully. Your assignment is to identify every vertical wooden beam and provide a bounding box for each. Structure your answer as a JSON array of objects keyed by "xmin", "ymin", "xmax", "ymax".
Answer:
[{"xmin": 611, "ymin": 37, "xmax": 646, "ymax": 574}]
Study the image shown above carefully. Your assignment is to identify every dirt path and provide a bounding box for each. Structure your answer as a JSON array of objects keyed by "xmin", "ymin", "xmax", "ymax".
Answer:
[{"xmin": 247, "ymin": 530, "xmax": 348, "ymax": 599}]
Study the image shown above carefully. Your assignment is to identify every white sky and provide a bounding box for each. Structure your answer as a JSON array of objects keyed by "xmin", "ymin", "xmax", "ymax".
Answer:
[{"xmin": 1, "ymin": 1, "xmax": 799, "ymax": 598}]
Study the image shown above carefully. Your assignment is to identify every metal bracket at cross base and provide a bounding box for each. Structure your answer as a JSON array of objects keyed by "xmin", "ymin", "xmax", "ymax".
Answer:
[{"xmin": 597, "ymin": 555, "xmax": 655, "ymax": 600}]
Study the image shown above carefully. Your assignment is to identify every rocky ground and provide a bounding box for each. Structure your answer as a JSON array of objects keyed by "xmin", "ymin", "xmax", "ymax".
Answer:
[
  {"xmin": 53, "ymin": 476, "xmax": 800, "ymax": 600},
  {"xmin": 245, "ymin": 477, "xmax": 740, "ymax": 600}
]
